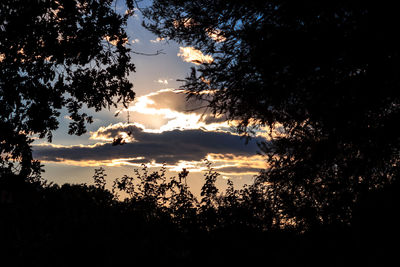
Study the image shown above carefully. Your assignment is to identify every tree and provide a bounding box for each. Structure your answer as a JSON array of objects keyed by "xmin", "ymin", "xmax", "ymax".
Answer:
[
  {"xmin": 143, "ymin": 1, "xmax": 400, "ymax": 228},
  {"xmin": 0, "ymin": 0, "xmax": 136, "ymax": 176}
]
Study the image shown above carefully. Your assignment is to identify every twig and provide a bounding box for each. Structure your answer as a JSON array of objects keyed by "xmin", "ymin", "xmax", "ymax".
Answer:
[{"xmin": 131, "ymin": 49, "xmax": 165, "ymax": 56}]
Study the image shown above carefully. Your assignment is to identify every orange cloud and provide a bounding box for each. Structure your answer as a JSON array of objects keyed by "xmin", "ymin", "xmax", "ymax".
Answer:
[
  {"xmin": 206, "ymin": 28, "xmax": 226, "ymax": 42},
  {"xmin": 38, "ymin": 151, "xmax": 265, "ymax": 176},
  {"xmin": 206, "ymin": 153, "xmax": 267, "ymax": 175},
  {"xmin": 39, "ymin": 157, "xmax": 148, "ymax": 168},
  {"xmin": 161, "ymin": 153, "xmax": 266, "ymax": 176},
  {"xmin": 104, "ymin": 35, "xmax": 128, "ymax": 46},
  {"xmin": 177, "ymin": 46, "xmax": 213, "ymax": 65},
  {"xmin": 150, "ymin": 37, "xmax": 165, "ymax": 43}
]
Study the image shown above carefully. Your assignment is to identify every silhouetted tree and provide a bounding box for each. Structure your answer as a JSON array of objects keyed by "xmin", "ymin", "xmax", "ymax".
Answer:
[
  {"xmin": 167, "ymin": 168, "xmax": 198, "ymax": 227},
  {"xmin": 0, "ymin": 0, "xmax": 136, "ymax": 176},
  {"xmin": 143, "ymin": 1, "xmax": 400, "ymax": 228},
  {"xmin": 93, "ymin": 167, "xmax": 107, "ymax": 190},
  {"xmin": 3, "ymin": 163, "xmax": 395, "ymax": 265}
]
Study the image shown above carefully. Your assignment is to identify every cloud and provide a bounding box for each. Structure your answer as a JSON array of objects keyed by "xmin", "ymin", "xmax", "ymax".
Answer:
[
  {"xmin": 206, "ymin": 28, "xmax": 226, "ymax": 42},
  {"xmin": 34, "ymin": 88, "xmax": 270, "ymax": 176},
  {"xmin": 172, "ymin": 18, "xmax": 225, "ymax": 42},
  {"xmin": 133, "ymin": 89, "xmax": 204, "ymax": 113},
  {"xmin": 156, "ymin": 79, "xmax": 168, "ymax": 85},
  {"xmin": 150, "ymin": 37, "xmax": 165, "ymax": 43},
  {"xmin": 104, "ymin": 35, "xmax": 129, "ymax": 46},
  {"xmin": 118, "ymin": 89, "xmax": 230, "ymax": 133},
  {"xmin": 178, "ymin": 47, "xmax": 213, "ymax": 65},
  {"xmin": 205, "ymin": 153, "xmax": 266, "ymax": 175},
  {"xmin": 173, "ymin": 18, "xmax": 199, "ymax": 29},
  {"xmin": 33, "ymin": 125, "xmax": 266, "ymax": 175},
  {"xmin": 167, "ymin": 153, "xmax": 266, "ymax": 175}
]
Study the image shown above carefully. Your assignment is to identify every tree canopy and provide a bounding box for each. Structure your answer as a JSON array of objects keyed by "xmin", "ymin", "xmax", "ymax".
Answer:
[
  {"xmin": 0, "ymin": 0, "xmax": 136, "ymax": 176},
  {"xmin": 143, "ymin": 1, "xmax": 400, "ymax": 227}
]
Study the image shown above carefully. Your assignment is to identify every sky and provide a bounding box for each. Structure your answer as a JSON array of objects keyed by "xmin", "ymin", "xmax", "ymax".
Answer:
[{"xmin": 31, "ymin": 1, "xmax": 268, "ymax": 195}]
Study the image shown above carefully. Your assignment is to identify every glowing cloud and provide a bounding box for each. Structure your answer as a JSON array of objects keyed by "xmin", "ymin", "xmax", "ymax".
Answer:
[
  {"xmin": 206, "ymin": 28, "xmax": 226, "ymax": 42},
  {"xmin": 168, "ymin": 154, "xmax": 266, "ymax": 176},
  {"xmin": 90, "ymin": 122, "xmax": 143, "ymax": 142},
  {"xmin": 156, "ymin": 79, "xmax": 168, "ymax": 85},
  {"xmin": 104, "ymin": 35, "xmax": 128, "ymax": 46},
  {"xmin": 115, "ymin": 89, "xmax": 232, "ymax": 134},
  {"xmin": 150, "ymin": 37, "xmax": 165, "ymax": 43},
  {"xmin": 178, "ymin": 46, "xmax": 213, "ymax": 65},
  {"xmin": 206, "ymin": 153, "xmax": 266, "ymax": 175}
]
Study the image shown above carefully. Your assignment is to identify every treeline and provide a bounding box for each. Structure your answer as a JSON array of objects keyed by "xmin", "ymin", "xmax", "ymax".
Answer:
[{"xmin": 1, "ymin": 163, "xmax": 398, "ymax": 266}]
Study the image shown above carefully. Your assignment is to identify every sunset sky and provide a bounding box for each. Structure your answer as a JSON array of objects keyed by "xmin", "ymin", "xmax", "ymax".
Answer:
[{"xmin": 31, "ymin": 1, "xmax": 268, "ymax": 194}]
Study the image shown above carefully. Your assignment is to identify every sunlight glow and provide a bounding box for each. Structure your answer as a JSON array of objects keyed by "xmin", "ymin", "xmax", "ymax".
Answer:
[
  {"xmin": 109, "ymin": 89, "xmax": 234, "ymax": 134},
  {"xmin": 165, "ymin": 154, "xmax": 266, "ymax": 175},
  {"xmin": 39, "ymin": 157, "xmax": 146, "ymax": 168}
]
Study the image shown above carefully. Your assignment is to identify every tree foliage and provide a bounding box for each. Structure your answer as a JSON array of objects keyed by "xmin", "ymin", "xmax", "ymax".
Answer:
[
  {"xmin": 0, "ymin": 0, "xmax": 136, "ymax": 175},
  {"xmin": 2, "ymin": 164, "xmax": 397, "ymax": 265},
  {"xmin": 143, "ymin": 0, "xmax": 400, "ymax": 228}
]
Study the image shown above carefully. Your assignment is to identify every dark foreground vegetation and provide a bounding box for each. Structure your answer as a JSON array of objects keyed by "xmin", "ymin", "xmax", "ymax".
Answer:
[{"xmin": 1, "ymin": 163, "xmax": 399, "ymax": 266}]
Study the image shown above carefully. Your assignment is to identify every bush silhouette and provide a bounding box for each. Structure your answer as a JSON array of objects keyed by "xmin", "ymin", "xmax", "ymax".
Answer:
[{"xmin": 3, "ymin": 162, "xmax": 398, "ymax": 266}]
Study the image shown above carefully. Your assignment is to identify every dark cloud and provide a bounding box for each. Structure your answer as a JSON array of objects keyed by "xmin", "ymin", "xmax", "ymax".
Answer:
[
  {"xmin": 199, "ymin": 113, "xmax": 228, "ymax": 124},
  {"xmin": 33, "ymin": 125, "xmax": 265, "ymax": 165},
  {"xmin": 146, "ymin": 90, "xmax": 204, "ymax": 113}
]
